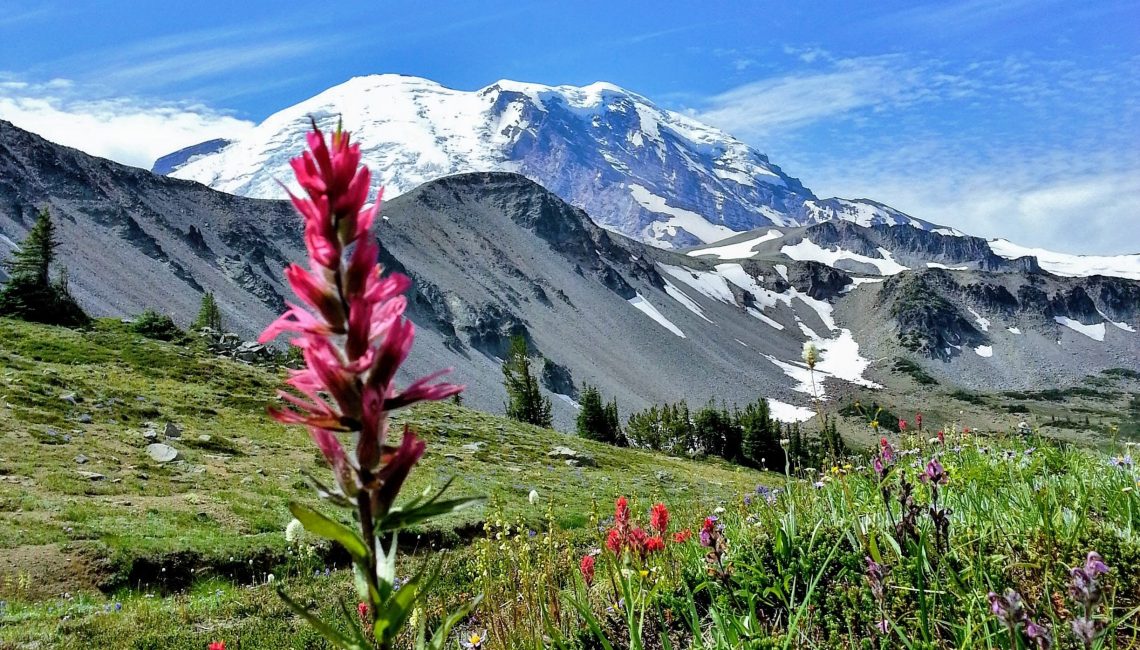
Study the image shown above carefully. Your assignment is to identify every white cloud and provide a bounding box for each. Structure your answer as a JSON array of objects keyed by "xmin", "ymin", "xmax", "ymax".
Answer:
[
  {"xmin": 691, "ymin": 52, "xmax": 1139, "ymax": 254},
  {"xmin": 795, "ymin": 145, "xmax": 1140, "ymax": 255},
  {"xmin": 0, "ymin": 78, "xmax": 253, "ymax": 169},
  {"xmin": 695, "ymin": 55, "xmax": 957, "ymax": 137}
]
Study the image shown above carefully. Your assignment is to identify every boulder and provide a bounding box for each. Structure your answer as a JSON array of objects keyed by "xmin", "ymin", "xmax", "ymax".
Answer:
[
  {"xmin": 548, "ymin": 446, "xmax": 596, "ymax": 467},
  {"xmin": 163, "ymin": 422, "xmax": 181, "ymax": 439},
  {"xmin": 147, "ymin": 443, "xmax": 179, "ymax": 463}
]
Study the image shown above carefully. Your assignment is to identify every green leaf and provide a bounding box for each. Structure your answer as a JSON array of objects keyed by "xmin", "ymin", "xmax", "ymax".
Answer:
[
  {"xmin": 378, "ymin": 496, "xmax": 484, "ymax": 531},
  {"xmin": 423, "ymin": 594, "xmax": 483, "ymax": 650},
  {"xmin": 568, "ymin": 595, "xmax": 615, "ymax": 650},
  {"xmin": 277, "ymin": 587, "xmax": 367, "ymax": 650},
  {"xmin": 376, "ymin": 559, "xmax": 442, "ymax": 643},
  {"xmin": 301, "ymin": 471, "xmax": 354, "ymax": 508},
  {"xmin": 289, "ymin": 501, "xmax": 369, "ymax": 561}
]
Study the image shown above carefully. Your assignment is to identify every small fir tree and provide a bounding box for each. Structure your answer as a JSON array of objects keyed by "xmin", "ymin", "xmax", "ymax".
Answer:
[
  {"xmin": 502, "ymin": 335, "xmax": 552, "ymax": 427},
  {"xmin": 191, "ymin": 291, "xmax": 223, "ymax": 331},
  {"xmin": 577, "ymin": 384, "xmax": 609, "ymax": 442},
  {"xmin": 0, "ymin": 207, "xmax": 88, "ymax": 326}
]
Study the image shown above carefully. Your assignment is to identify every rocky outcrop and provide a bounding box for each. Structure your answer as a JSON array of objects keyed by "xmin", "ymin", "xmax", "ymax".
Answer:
[{"xmin": 882, "ymin": 271, "xmax": 987, "ymax": 360}]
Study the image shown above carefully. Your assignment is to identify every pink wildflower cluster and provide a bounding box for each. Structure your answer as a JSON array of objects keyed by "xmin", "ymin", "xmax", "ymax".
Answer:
[{"xmin": 260, "ymin": 122, "xmax": 462, "ymax": 512}]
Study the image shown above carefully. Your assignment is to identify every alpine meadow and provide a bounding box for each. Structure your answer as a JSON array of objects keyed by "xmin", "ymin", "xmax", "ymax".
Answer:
[{"xmin": 1, "ymin": 2, "xmax": 1138, "ymax": 649}]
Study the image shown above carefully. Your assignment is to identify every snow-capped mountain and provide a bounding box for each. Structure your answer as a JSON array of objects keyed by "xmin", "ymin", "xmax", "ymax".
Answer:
[
  {"xmin": 7, "ymin": 119, "xmax": 1139, "ymax": 429},
  {"xmin": 165, "ymin": 74, "xmax": 948, "ymax": 249}
]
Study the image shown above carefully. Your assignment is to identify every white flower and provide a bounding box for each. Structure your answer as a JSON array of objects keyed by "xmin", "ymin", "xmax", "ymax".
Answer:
[
  {"xmin": 285, "ymin": 518, "xmax": 306, "ymax": 544},
  {"xmin": 779, "ymin": 438, "xmax": 791, "ymax": 446},
  {"xmin": 713, "ymin": 506, "xmax": 726, "ymax": 514},
  {"xmin": 928, "ymin": 437, "xmax": 942, "ymax": 445},
  {"xmin": 266, "ymin": 573, "xmax": 275, "ymax": 584},
  {"xmin": 528, "ymin": 489, "xmax": 539, "ymax": 505},
  {"xmin": 801, "ymin": 341, "xmax": 820, "ymax": 368}
]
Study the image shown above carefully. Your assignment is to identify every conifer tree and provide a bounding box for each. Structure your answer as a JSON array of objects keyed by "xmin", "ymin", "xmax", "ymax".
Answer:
[
  {"xmin": 0, "ymin": 207, "xmax": 88, "ymax": 326},
  {"xmin": 6, "ymin": 207, "xmax": 55, "ymax": 285},
  {"xmin": 191, "ymin": 291, "xmax": 223, "ymax": 331},
  {"xmin": 604, "ymin": 398, "xmax": 625, "ymax": 446},
  {"xmin": 740, "ymin": 397, "xmax": 776, "ymax": 469},
  {"xmin": 502, "ymin": 335, "xmax": 552, "ymax": 427},
  {"xmin": 576, "ymin": 384, "xmax": 609, "ymax": 442}
]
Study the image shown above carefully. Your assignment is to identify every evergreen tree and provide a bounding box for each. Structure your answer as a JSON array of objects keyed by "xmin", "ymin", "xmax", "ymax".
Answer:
[
  {"xmin": 740, "ymin": 398, "xmax": 778, "ymax": 469},
  {"xmin": 502, "ymin": 335, "xmax": 552, "ymax": 427},
  {"xmin": 577, "ymin": 384, "xmax": 611, "ymax": 443},
  {"xmin": 604, "ymin": 398, "xmax": 625, "ymax": 446},
  {"xmin": 0, "ymin": 208, "xmax": 88, "ymax": 326},
  {"xmin": 5, "ymin": 207, "xmax": 55, "ymax": 285},
  {"xmin": 191, "ymin": 291, "xmax": 223, "ymax": 331}
]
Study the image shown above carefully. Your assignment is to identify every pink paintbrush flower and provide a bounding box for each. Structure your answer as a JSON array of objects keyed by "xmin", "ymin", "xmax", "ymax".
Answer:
[{"xmin": 262, "ymin": 121, "xmax": 463, "ymax": 508}]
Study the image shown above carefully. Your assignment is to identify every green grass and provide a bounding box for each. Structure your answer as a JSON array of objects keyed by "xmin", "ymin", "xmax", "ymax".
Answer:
[
  {"xmin": 3, "ymin": 317, "xmax": 1139, "ymax": 648},
  {"xmin": 0, "ymin": 317, "xmax": 766, "ymax": 645}
]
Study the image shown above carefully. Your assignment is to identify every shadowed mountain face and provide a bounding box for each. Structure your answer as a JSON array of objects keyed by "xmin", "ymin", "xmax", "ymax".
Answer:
[{"xmin": 3, "ymin": 120, "xmax": 1139, "ymax": 429}]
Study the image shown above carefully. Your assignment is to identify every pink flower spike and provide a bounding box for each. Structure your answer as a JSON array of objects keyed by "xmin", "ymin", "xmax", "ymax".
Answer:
[
  {"xmin": 368, "ymin": 317, "xmax": 416, "ymax": 391},
  {"xmin": 309, "ymin": 426, "xmax": 358, "ymax": 498},
  {"xmin": 384, "ymin": 368, "xmax": 464, "ymax": 411},
  {"xmin": 370, "ymin": 427, "xmax": 426, "ymax": 516},
  {"xmin": 284, "ymin": 264, "xmax": 344, "ymax": 330},
  {"xmin": 259, "ymin": 304, "xmax": 332, "ymax": 344}
]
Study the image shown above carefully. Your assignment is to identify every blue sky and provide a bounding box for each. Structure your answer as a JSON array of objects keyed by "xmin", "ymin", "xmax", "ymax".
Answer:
[{"xmin": 1, "ymin": 0, "xmax": 1137, "ymax": 253}]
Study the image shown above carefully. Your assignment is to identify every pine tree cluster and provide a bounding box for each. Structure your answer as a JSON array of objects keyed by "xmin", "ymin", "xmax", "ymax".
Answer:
[
  {"xmin": 624, "ymin": 397, "xmax": 849, "ymax": 471},
  {"xmin": 576, "ymin": 385, "xmax": 624, "ymax": 446}
]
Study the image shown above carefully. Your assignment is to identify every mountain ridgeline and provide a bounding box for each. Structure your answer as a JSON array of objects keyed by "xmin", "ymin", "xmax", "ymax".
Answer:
[
  {"xmin": 2, "ymin": 118, "xmax": 1139, "ymax": 428},
  {"xmin": 163, "ymin": 74, "xmax": 954, "ymax": 249}
]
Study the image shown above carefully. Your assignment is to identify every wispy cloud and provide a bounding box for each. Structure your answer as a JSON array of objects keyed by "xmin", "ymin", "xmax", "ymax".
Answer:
[
  {"xmin": 866, "ymin": 0, "xmax": 1063, "ymax": 33},
  {"xmin": 785, "ymin": 139, "xmax": 1140, "ymax": 254},
  {"xmin": 695, "ymin": 55, "xmax": 962, "ymax": 137},
  {"xmin": 693, "ymin": 50, "xmax": 1140, "ymax": 253},
  {"xmin": 0, "ymin": 77, "xmax": 253, "ymax": 169}
]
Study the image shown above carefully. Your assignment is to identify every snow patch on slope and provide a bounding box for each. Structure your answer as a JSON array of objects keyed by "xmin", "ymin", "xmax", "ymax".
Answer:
[
  {"xmin": 967, "ymin": 307, "xmax": 991, "ymax": 332},
  {"xmin": 781, "ymin": 239, "xmax": 909, "ymax": 276},
  {"xmin": 768, "ymin": 399, "xmax": 816, "ymax": 423},
  {"xmin": 629, "ymin": 293, "xmax": 685, "ymax": 337},
  {"xmin": 1054, "ymin": 316, "xmax": 1105, "ymax": 342},
  {"xmin": 989, "ymin": 239, "xmax": 1140, "ymax": 281},
  {"xmin": 686, "ymin": 229, "xmax": 783, "ymax": 259},
  {"xmin": 662, "ymin": 281, "xmax": 713, "ymax": 323},
  {"xmin": 630, "ymin": 184, "xmax": 737, "ymax": 246}
]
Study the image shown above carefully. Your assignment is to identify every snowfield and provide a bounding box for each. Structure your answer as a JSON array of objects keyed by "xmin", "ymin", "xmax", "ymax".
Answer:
[
  {"xmin": 989, "ymin": 239, "xmax": 1140, "ymax": 281},
  {"xmin": 780, "ymin": 239, "xmax": 909, "ymax": 276}
]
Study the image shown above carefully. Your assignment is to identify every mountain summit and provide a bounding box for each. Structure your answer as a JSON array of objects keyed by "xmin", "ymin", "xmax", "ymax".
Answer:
[{"xmin": 164, "ymin": 74, "xmax": 948, "ymax": 248}]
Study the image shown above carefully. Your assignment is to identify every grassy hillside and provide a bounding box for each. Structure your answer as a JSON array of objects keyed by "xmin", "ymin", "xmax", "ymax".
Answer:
[
  {"xmin": 0, "ymin": 318, "xmax": 768, "ymax": 646},
  {"xmin": 2, "ymin": 318, "xmax": 1138, "ymax": 649}
]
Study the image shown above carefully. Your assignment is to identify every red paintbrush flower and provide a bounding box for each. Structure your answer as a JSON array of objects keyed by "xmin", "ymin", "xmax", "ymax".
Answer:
[
  {"xmin": 645, "ymin": 536, "xmax": 666, "ymax": 554},
  {"xmin": 649, "ymin": 502, "xmax": 669, "ymax": 534},
  {"xmin": 579, "ymin": 555, "xmax": 595, "ymax": 585},
  {"xmin": 614, "ymin": 496, "xmax": 630, "ymax": 533},
  {"xmin": 605, "ymin": 528, "xmax": 623, "ymax": 555}
]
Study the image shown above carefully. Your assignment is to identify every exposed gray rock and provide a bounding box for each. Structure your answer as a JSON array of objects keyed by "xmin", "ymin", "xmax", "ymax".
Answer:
[
  {"xmin": 548, "ymin": 446, "xmax": 596, "ymax": 467},
  {"xmin": 77, "ymin": 471, "xmax": 106, "ymax": 480},
  {"xmin": 146, "ymin": 443, "xmax": 179, "ymax": 463},
  {"xmin": 74, "ymin": 454, "xmax": 88, "ymax": 464},
  {"xmin": 163, "ymin": 422, "xmax": 181, "ymax": 439}
]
